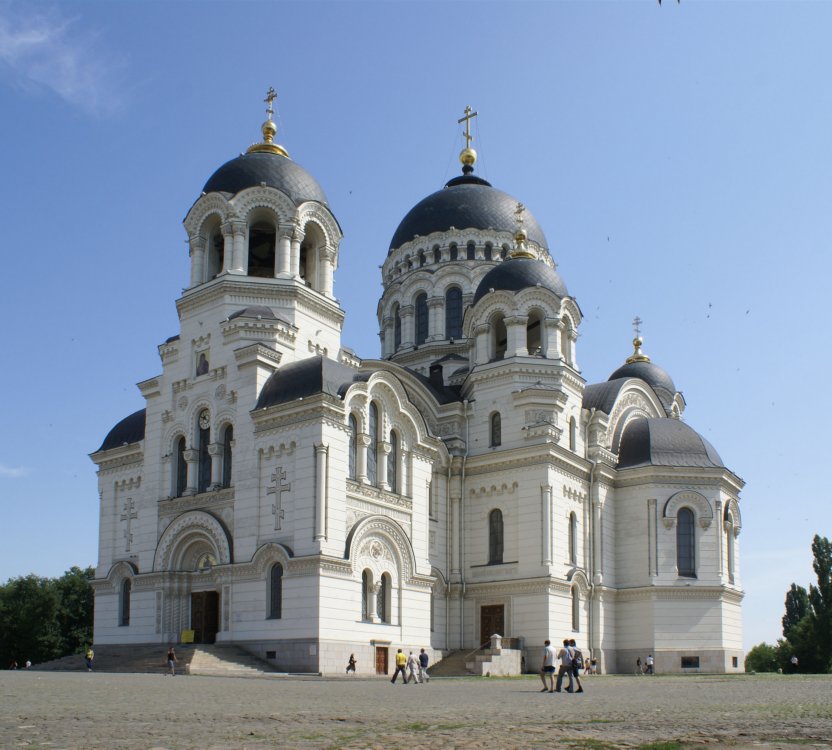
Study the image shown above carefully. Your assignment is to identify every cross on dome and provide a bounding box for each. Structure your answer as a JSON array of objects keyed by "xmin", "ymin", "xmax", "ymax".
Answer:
[{"xmin": 457, "ymin": 105, "xmax": 479, "ymax": 170}]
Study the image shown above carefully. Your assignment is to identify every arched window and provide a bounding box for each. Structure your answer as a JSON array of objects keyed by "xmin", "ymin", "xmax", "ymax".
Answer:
[
  {"xmin": 433, "ymin": 245, "xmax": 441, "ymax": 264},
  {"xmin": 449, "ymin": 243, "xmax": 458, "ymax": 261},
  {"xmin": 725, "ymin": 511, "xmax": 735, "ymax": 583},
  {"xmin": 493, "ymin": 314, "xmax": 507, "ymax": 360},
  {"xmin": 248, "ymin": 221, "xmax": 276, "ymax": 278},
  {"xmin": 677, "ymin": 508, "xmax": 696, "ymax": 578},
  {"xmin": 197, "ymin": 410, "xmax": 211, "ymax": 493},
  {"xmin": 489, "ymin": 509, "xmax": 504, "ymax": 564},
  {"xmin": 526, "ymin": 310, "xmax": 543, "ymax": 355},
  {"xmin": 560, "ymin": 317, "xmax": 571, "ymax": 364},
  {"xmin": 569, "ymin": 512, "xmax": 578, "ymax": 565},
  {"xmin": 221, "ymin": 425, "xmax": 233, "ymax": 489},
  {"xmin": 268, "ymin": 563, "xmax": 283, "ymax": 619},
  {"xmin": 175, "ymin": 436, "xmax": 187, "ymax": 497},
  {"xmin": 367, "ymin": 402, "xmax": 379, "ymax": 486},
  {"xmin": 484, "ymin": 242, "xmax": 493, "ymax": 261},
  {"xmin": 119, "ymin": 579, "xmax": 131, "ymax": 626},
  {"xmin": 348, "ymin": 415, "xmax": 358, "ymax": 480},
  {"xmin": 377, "ymin": 572, "xmax": 390, "ymax": 623},
  {"xmin": 445, "ymin": 287, "xmax": 463, "ymax": 340},
  {"xmin": 415, "ymin": 293, "xmax": 428, "ymax": 345},
  {"xmin": 569, "ymin": 417, "xmax": 577, "ymax": 452},
  {"xmin": 467, "ymin": 241, "xmax": 476, "ymax": 260},
  {"xmin": 490, "ymin": 412, "xmax": 502, "ymax": 448},
  {"xmin": 388, "ymin": 430, "xmax": 398, "ymax": 493},
  {"xmin": 571, "ymin": 586, "xmax": 580, "ymax": 631},
  {"xmin": 500, "ymin": 244, "xmax": 509, "ymax": 259},
  {"xmin": 206, "ymin": 222, "xmax": 224, "ymax": 280},
  {"xmin": 418, "ymin": 250, "xmax": 426, "ymax": 267},
  {"xmin": 393, "ymin": 304, "xmax": 401, "ymax": 352}
]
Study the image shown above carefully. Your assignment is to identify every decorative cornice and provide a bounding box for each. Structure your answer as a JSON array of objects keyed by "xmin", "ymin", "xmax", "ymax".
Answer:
[
  {"xmin": 158, "ymin": 487, "xmax": 235, "ymax": 517},
  {"xmin": 347, "ymin": 479, "xmax": 413, "ymax": 511}
]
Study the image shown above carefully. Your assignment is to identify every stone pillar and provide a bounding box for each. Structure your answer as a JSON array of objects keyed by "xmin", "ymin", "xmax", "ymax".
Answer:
[
  {"xmin": 378, "ymin": 441, "xmax": 390, "ymax": 491},
  {"xmin": 230, "ymin": 220, "xmax": 246, "ymax": 274},
  {"xmin": 402, "ymin": 448, "xmax": 412, "ymax": 498},
  {"xmin": 592, "ymin": 498, "xmax": 603, "ymax": 583},
  {"xmin": 450, "ymin": 456, "xmax": 462, "ymax": 582},
  {"xmin": 427, "ymin": 297, "xmax": 443, "ymax": 342},
  {"xmin": 276, "ymin": 224, "xmax": 293, "ymax": 276},
  {"xmin": 381, "ymin": 316, "xmax": 393, "ymax": 358},
  {"xmin": 314, "ymin": 443, "xmax": 328, "ymax": 541},
  {"xmin": 357, "ymin": 434, "xmax": 370, "ymax": 484},
  {"xmin": 715, "ymin": 499, "xmax": 724, "ymax": 578},
  {"xmin": 221, "ymin": 223, "xmax": 234, "ymax": 273},
  {"xmin": 190, "ymin": 235, "xmax": 206, "ymax": 287},
  {"xmin": 320, "ymin": 247, "xmax": 335, "ymax": 297},
  {"xmin": 474, "ymin": 243, "xmax": 485, "ymax": 261},
  {"xmin": 647, "ymin": 498, "xmax": 657, "ymax": 578},
  {"xmin": 183, "ymin": 449, "xmax": 199, "ymax": 496},
  {"xmin": 369, "ymin": 582, "xmax": 380, "ymax": 623},
  {"xmin": 543, "ymin": 317, "xmax": 560, "ymax": 360},
  {"xmin": 399, "ymin": 305, "xmax": 415, "ymax": 350},
  {"xmin": 505, "ymin": 316, "xmax": 528, "ymax": 357},
  {"xmin": 208, "ymin": 443, "xmax": 223, "ymax": 489},
  {"xmin": 475, "ymin": 324, "xmax": 490, "ymax": 365},
  {"xmin": 541, "ymin": 485, "xmax": 552, "ymax": 565},
  {"xmin": 568, "ymin": 329, "xmax": 579, "ymax": 370},
  {"xmin": 290, "ymin": 228, "xmax": 304, "ymax": 277}
]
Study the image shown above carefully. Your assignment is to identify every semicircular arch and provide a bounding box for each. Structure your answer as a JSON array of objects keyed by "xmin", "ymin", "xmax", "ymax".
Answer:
[{"xmin": 154, "ymin": 511, "xmax": 232, "ymax": 572}]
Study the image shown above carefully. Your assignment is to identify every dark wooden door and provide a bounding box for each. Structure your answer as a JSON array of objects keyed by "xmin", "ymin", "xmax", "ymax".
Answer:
[
  {"xmin": 375, "ymin": 646, "xmax": 388, "ymax": 675},
  {"xmin": 191, "ymin": 591, "xmax": 220, "ymax": 644},
  {"xmin": 480, "ymin": 604, "xmax": 505, "ymax": 643}
]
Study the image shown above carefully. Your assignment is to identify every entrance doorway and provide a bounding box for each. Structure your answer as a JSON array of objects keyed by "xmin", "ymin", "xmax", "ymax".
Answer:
[
  {"xmin": 375, "ymin": 646, "xmax": 389, "ymax": 675},
  {"xmin": 191, "ymin": 591, "xmax": 219, "ymax": 644},
  {"xmin": 480, "ymin": 604, "xmax": 505, "ymax": 643}
]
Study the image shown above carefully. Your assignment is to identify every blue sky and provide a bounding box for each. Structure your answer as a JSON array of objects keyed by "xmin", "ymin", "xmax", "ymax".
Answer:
[{"xmin": 1, "ymin": 0, "xmax": 829, "ymax": 653}]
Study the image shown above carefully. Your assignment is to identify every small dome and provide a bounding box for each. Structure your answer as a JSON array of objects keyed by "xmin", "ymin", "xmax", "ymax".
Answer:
[
  {"xmin": 608, "ymin": 360, "xmax": 676, "ymax": 397},
  {"xmin": 97, "ymin": 409, "xmax": 146, "ymax": 452},
  {"xmin": 228, "ymin": 305, "xmax": 277, "ymax": 321},
  {"xmin": 389, "ymin": 174, "xmax": 547, "ymax": 252},
  {"xmin": 203, "ymin": 151, "xmax": 328, "ymax": 206},
  {"xmin": 617, "ymin": 418, "xmax": 724, "ymax": 469},
  {"xmin": 473, "ymin": 257, "xmax": 568, "ymax": 305}
]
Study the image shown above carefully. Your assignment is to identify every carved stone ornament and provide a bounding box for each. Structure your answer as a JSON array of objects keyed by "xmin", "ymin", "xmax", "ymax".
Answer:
[
  {"xmin": 215, "ymin": 385, "xmax": 226, "ymax": 400},
  {"xmin": 178, "ymin": 396, "xmax": 188, "ymax": 411}
]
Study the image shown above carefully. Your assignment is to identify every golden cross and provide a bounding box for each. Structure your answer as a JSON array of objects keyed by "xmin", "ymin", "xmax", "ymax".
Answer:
[
  {"xmin": 632, "ymin": 316, "xmax": 643, "ymax": 337},
  {"xmin": 264, "ymin": 87, "xmax": 277, "ymax": 119},
  {"xmin": 457, "ymin": 105, "xmax": 478, "ymax": 148},
  {"xmin": 515, "ymin": 202, "xmax": 526, "ymax": 228}
]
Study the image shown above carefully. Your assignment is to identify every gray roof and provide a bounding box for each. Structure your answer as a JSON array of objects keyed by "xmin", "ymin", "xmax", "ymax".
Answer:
[
  {"xmin": 389, "ymin": 173, "xmax": 547, "ymax": 251},
  {"xmin": 473, "ymin": 258, "xmax": 568, "ymax": 305},
  {"xmin": 582, "ymin": 379, "xmax": 627, "ymax": 414},
  {"xmin": 228, "ymin": 305, "xmax": 278, "ymax": 321},
  {"xmin": 97, "ymin": 409, "xmax": 146, "ymax": 452},
  {"xmin": 608, "ymin": 360, "xmax": 676, "ymax": 396},
  {"xmin": 203, "ymin": 151, "xmax": 328, "ymax": 206},
  {"xmin": 617, "ymin": 418, "xmax": 724, "ymax": 469},
  {"xmin": 255, "ymin": 356, "xmax": 365, "ymax": 410}
]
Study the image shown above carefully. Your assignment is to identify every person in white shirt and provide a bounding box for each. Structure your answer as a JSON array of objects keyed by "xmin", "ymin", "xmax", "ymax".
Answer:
[{"xmin": 539, "ymin": 640, "xmax": 557, "ymax": 692}]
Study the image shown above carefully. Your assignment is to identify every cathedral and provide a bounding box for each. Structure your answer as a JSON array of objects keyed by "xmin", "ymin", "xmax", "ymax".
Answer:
[{"xmin": 91, "ymin": 95, "xmax": 744, "ymax": 675}]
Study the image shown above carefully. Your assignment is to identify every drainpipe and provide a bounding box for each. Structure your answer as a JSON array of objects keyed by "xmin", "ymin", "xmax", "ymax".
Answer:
[
  {"xmin": 445, "ymin": 458, "xmax": 452, "ymax": 650},
  {"xmin": 585, "ymin": 408, "xmax": 597, "ymax": 662},
  {"xmin": 460, "ymin": 399, "xmax": 470, "ymax": 648}
]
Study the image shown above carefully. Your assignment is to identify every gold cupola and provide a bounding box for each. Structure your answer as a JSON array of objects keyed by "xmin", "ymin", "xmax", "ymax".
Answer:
[{"xmin": 247, "ymin": 87, "xmax": 290, "ymax": 158}]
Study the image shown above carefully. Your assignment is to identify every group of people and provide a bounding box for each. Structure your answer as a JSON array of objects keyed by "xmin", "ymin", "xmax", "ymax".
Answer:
[
  {"xmin": 389, "ymin": 648, "xmax": 430, "ymax": 684},
  {"xmin": 635, "ymin": 654, "xmax": 654, "ymax": 674},
  {"xmin": 540, "ymin": 639, "xmax": 585, "ymax": 693}
]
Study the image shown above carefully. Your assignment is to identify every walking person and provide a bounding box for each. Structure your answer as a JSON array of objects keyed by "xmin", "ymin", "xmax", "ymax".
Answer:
[
  {"xmin": 85, "ymin": 647, "xmax": 94, "ymax": 672},
  {"xmin": 346, "ymin": 653, "xmax": 357, "ymax": 674},
  {"xmin": 568, "ymin": 639, "xmax": 584, "ymax": 693},
  {"xmin": 418, "ymin": 648, "xmax": 430, "ymax": 683},
  {"xmin": 390, "ymin": 648, "xmax": 407, "ymax": 684},
  {"xmin": 166, "ymin": 646, "xmax": 177, "ymax": 676},
  {"xmin": 555, "ymin": 639, "xmax": 575, "ymax": 693},
  {"xmin": 645, "ymin": 654, "xmax": 654, "ymax": 675},
  {"xmin": 405, "ymin": 651, "xmax": 420, "ymax": 684},
  {"xmin": 636, "ymin": 656, "xmax": 642, "ymax": 675},
  {"xmin": 539, "ymin": 639, "xmax": 557, "ymax": 692}
]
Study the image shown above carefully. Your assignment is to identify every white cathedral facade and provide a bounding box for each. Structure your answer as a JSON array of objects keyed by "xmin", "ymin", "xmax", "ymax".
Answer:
[{"xmin": 90, "ymin": 101, "xmax": 744, "ymax": 675}]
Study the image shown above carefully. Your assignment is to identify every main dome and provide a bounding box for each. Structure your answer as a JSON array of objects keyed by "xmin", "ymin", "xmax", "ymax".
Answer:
[
  {"xmin": 203, "ymin": 151, "xmax": 329, "ymax": 207},
  {"xmin": 473, "ymin": 257, "xmax": 568, "ymax": 305},
  {"xmin": 389, "ymin": 173, "xmax": 547, "ymax": 252}
]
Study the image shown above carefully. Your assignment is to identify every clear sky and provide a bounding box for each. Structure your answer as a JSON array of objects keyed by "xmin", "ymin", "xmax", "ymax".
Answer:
[{"xmin": 1, "ymin": 0, "xmax": 829, "ymax": 653}]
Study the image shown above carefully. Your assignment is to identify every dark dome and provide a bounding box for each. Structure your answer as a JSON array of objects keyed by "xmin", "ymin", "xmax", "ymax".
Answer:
[
  {"xmin": 203, "ymin": 152, "xmax": 328, "ymax": 206},
  {"xmin": 473, "ymin": 258, "xmax": 568, "ymax": 305},
  {"xmin": 97, "ymin": 409, "xmax": 146, "ymax": 452},
  {"xmin": 228, "ymin": 305, "xmax": 277, "ymax": 321},
  {"xmin": 389, "ymin": 174, "xmax": 547, "ymax": 251},
  {"xmin": 609, "ymin": 360, "xmax": 676, "ymax": 396},
  {"xmin": 617, "ymin": 418, "xmax": 724, "ymax": 469}
]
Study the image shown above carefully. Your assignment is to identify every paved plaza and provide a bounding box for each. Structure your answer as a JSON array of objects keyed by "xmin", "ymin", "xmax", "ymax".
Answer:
[{"xmin": 2, "ymin": 671, "xmax": 831, "ymax": 750}]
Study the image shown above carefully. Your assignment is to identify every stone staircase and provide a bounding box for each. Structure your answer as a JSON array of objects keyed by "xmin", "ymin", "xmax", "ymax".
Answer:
[
  {"xmin": 31, "ymin": 644, "xmax": 279, "ymax": 678},
  {"xmin": 429, "ymin": 649, "xmax": 476, "ymax": 677}
]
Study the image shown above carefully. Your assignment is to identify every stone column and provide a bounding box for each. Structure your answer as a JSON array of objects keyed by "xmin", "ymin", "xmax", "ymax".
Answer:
[
  {"xmin": 378, "ymin": 441, "xmax": 390, "ymax": 491},
  {"xmin": 320, "ymin": 247, "xmax": 335, "ymax": 297},
  {"xmin": 449, "ymin": 456, "xmax": 462, "ymax": 582},
  {"xmin": 183, "ymin": 449, "xmax": 199, "ymax": 496},
  {"xmin": 381, "ymin": 316, "xmax": 393, "ymax": 358},
  {"xmin": 568, "ymin": 329, "xmax": 579, "ymax": 370},
  {"xmin": 221, "ymin": 223, "xmax": 234, "ymax": 273},
  {"xmin": 290, "ymin": 227, "xmax": 304, "ymax": 277},
  {"xmin": 541, "ymin": 485, "xmax": 552, "ymax": 565},
  {"xmin": 369, "ymin": 582, "xmax": 380, "ymax": 623},
  {"xmin": 474, "ymin": 243, "xmax": 486, "ymax": 261},
  {"xmin": 357, "ymin": 434, "xmax": 370, "ymax": 484},
  {"xmin": 543, "ymin": 317, "xmax": 559, "ymax": 360},
  {"xmin": 208, "ymin": 443, "xmax": 223, "ymax": 489},
  {"xmin": 592, "ymin": 498, "xmax": 603, "ymax": 583},
  {"xmin": 427, "ymin": 297, "xmax": 443, "ymax": 342},
  {"xmin": 475, "ymin": 324, "xmax": 491, "ymax": 365},
  {"xmin": 715, "ymin": 499, "xmax": 724, "ymax": 578},
  {"xmin": 399, "ymin": 305, "xmax": 415, "ymax": 350},
  {"xmin": 505, "ymin": 316, "xmax": 528, "ymax": 357},
  {"xmin": 276, "ymin": 224, "xmax": 293, "ymax": 276},
  {"xmin": 190, "ymin": 235, "xmax": 206, "ymax": 287},
  {"xmin": 647, "ymin": 498, "xmax": 657, "ymax": 578},
  {"xmin": 230, "ymin": 220, "xmax": 246, "ymax": 274},
  {"xmin": 314, "ymin": 443, "xmax": 328, "ymax": 541}
]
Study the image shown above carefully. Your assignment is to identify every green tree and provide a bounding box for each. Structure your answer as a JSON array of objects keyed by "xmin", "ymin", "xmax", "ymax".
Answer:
[
  {"xmin": 54, "ymin": 566, "xmax": 95, "ymax": 656},
  {"xmin": 782, "ymin": 583, "xmax": 809, "ymax": 640},
  {"xmin": 807, "ymin": 534, "xmax": 832, "ymax": 671},
  {"xmin": 0, "ymin": 575, "xmax": 63, "ymax": 666},
  {"xmin": 744, "ymin": 642, "xmax": 779, "ymax": 672}
]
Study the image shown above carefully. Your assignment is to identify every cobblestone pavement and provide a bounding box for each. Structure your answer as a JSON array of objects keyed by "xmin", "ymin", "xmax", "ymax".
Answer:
[{"xmin": 2, "ymin": 671, "xmax": 831, "ymax": 750}]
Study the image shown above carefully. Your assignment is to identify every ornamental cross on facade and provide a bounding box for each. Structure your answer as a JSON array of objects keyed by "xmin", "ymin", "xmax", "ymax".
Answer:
[
  {"xmin": 120, "ymin": 498, "xmax": 138, "ymax": 552},
  {"xmin": 458, "ymin": 105, "xmax": 478, "ymax": 148},
  {"xmin": 267, "ymin": 467, "xmax": 291, "ymax": 530},
  {"xmin": 264, "ymin": 87, "xmax": 277, "ymax": 120}
]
